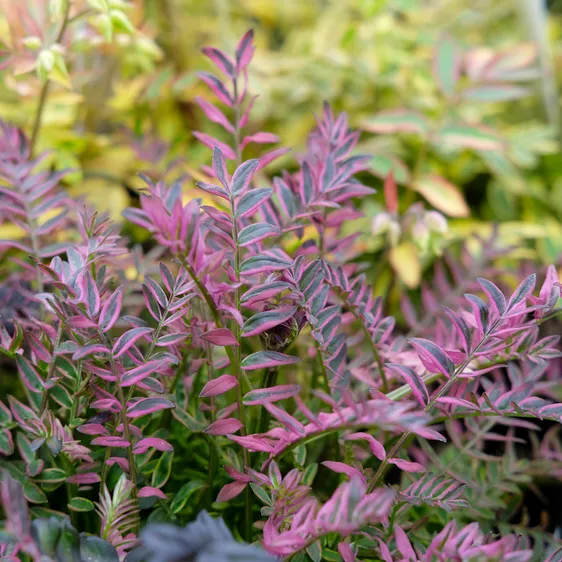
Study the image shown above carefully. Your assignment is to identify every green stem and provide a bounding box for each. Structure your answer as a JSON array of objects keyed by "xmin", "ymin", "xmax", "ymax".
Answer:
[
  {"xmin": 29, "ymin": 0, "xmax": 71, "ymax": 157},
  {"xmin": 39, "ymin": 321, "xmax": 65, "ymax": 414},
  {"xmin": 361, "ymin": 323, "xmax": 388, "ymax": 393},
  {"xmin": 315, "ymin": 345, "xmax": 330, "ymax": 392},
  {"xmin": 257, "ymin": 368, "xmax": 278, "ymax": 435},
  {"xmin": 367, "ymin": 315, "xmax": 505, "ymax": 493}
]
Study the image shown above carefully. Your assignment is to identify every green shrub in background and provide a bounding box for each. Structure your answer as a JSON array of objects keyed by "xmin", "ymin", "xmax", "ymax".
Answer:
[{"xmin": 0, "ymin": 0, "xmax": 560, "ymax": 290}]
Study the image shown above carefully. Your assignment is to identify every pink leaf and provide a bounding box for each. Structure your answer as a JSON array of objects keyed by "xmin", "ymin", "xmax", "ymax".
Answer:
[
  {"xmin": 389, "ymin": 458, "xmax": 425, "ymax": 472},
  {"xmin": 338, "ymin": 543, "xmax": 356, "ymax": 562},
  {"xmin": 91, "ymin": 436, "xmax": 131, "ymax": 448},
  {"xmin": 235, "ymin": 29, "xmax": 255, "ymax": 72},
  {"xmin": 77, "ymin": 424, "xmax": 109, "ymax": 436},
  {"xmin": 241, "ymin": 306, "xmax": 297, "ymax": 337},
  {"xmin": 200, "ymin": 374, "xmax": 238, "ymax": 398},
  {"xmin": 216, "ymin": 480, "xmax": 247, "ymax": 503},
  {"xmin": 202, "ymin": 47, "xmax": 235, "ymax": 77},
  {"xmin": 193, "ymin": 132, "xmax": 236, "ymax": 160},
  {"xmin": 67, "ymin": 472, "xmax": 100, "ymax": 485},
  {"xmin": 121, "ymin": 360, "xmax": 165, "ymax": 387},
  {"xmin": 205, "ymin": 418, "xmax": 243, "ymax": 435},
  {"xmin": 345, "ymin": 432, "xmax": 386, "ymax": 461},
  {"xmin": 395, "ymin": 525, "xmax": 417, "ymax": 559},
  {"xmin": 195, "ymin": 97, "xmax": 234, "ymax": 133},
  {"xmin": 200, "ymin": 328, "xmax": 239, "ymax": 347},
  {"xmin": 99, "ymin": 286, "xmax": 123, "ymax": 331},
  {"xmin": 138, "ymin": 486, "xmax": 167, "ymax": 499},
  {"xmin": 322, "ymin": 461, "xmax": 365, "ymax": 484},
  {"xmin": 112, "ymin": 327, "xmax": 153, "ymax": 358},
  {"xmin": 241, "ymin": 132, "xmax": 280, "ymax": 149},
  {"xmin": 197, "ymin": 72, "xmax": 233, "ymax": 106},
  {"xmin": 243, "ymin": 384, "xmax": 301, "ymax": 406},
  {"xmin": 133, "ymin": 438, "xmax": 173, "ymax": 455},
  {"xmin": 126, "ymin": 397, "xmax": 174, "ymax": 419}
]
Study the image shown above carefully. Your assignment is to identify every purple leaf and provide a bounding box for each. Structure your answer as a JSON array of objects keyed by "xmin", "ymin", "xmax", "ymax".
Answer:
[
  {"xmin": 389, "ymin": 458, "xmax": 425, "ymax": 472},
  {"xmin": 16, "ymin": 356, "xmax": 44, "ymax": 394},
  {"xmin": 345, "ymin": 432, "xmax": 386, "ymax": 461},
  {"xmin": 507, "ymin": 273, "xmax": 536, "ymax": 312},
  {"xmin": 240, "ymin": 281, "xmax": 291, "ymax": 305},
  {"xmin": 236, "ymin": 187, "xmax": 273, "ymax": 218},
  {"xmin": 241, "ymin": 306, "xmax": 297, "ymax": 337},
  {"xmin": 91, "ymin": 436, "xmax": 131, "ymax": 448},
  {"xmin": 200, "ymin": 374, "xmax": 238, "ymax": 398},
  {"xmin": 138, "ymin": 486, "xmax": 167, "ymax": 499},
  {"xmin": 243, "ymin": 384, "xmax": 301, "ymax": 405},
  {"xmin": 241, "ymin": 351, "xmax": 300, "ymax": 371},
  {"xmin": 238, "ymin": 222, "xmax": 280, "ymax": 247},
  {"xmin": 216, "ymin": 480, "xmax": 247, "ymax": 503},
  {"xmin": 195, "ymin": 96, "xmax": 234, "ymax": 133},
  {"xmin": 99, "ymin": 286, "xmax": 123, "ymax": 331},
  {"xmin": 386, "ymin": 364, "xmax": 429, "ymax": 407},
  {"xmin": 196, "ymin": 181, "xmax": 231, "ymax": 201},
  {"xmin": 477, "ymin": 278, "xmax": 506, "ymax": 316},
  {"xmin": 202, "ymin": 47, "xmax": 235, "ymax": 77},
  {"xmin": 231, "ymin": 159, "xmax": 259, "ymax": 195},
  {"xmin": 193, "ymin": 132, "xmax": 236, "ymax": 160},
  {"xmin": 156, "ymin": 333, "xmax": 189, "ymax": 346},
  {"xmin": 212, "ymin": 146, "xmax": 229, "ymax": 189},
  {"xmin": 205, "ymin": 418, "xmax": 243, "ymax": 435},
  {"xmin": 235, "ymin": 29, "xmax": 255, "ymax": 72},
  {"xmin": 121, "ymin": 360, "xmax": 164, "ymax": 387},
  {"xmin": 81, "ymin": 270, "xmax": 100, "ymax": 317},
  {"xmin": 72, "ymin": 344, "xmax": 110, "ymax": 360},
  {"xmin": 409, "ymin": 338, "xmax": 455, "ymax": 377},
  {"xmin": 197, "ymin": 72, "xmax": 233, "ymax": 106},
  {"xmin": 67, "ymin": 473, "xmax": 100, "ymax": 484},
  {"xmin": 240, "ymin": 254, "xmax": 293, "ymax": 276},
  {"xmin": 200, "ymin": 328, "xmax": 239, "ymax": 346},
  {"xmin": 112, "ymin": 327, "xmax": 154, "ymax": 358},
  {"xmin": 464, "ymin": 293, "xmax": 490, "ymax": 334},
  {"xmin": 127, "ymin": 397, "xmax": 175, "ymax": 418},
  {"xmin": 133, "ymin": 438, "xmax": 173, "ymax": 454}
]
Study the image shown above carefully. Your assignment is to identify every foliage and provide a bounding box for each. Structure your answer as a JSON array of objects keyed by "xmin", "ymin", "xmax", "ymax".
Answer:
[{"xmin": 0, "ymin": 4, "xmax": 562, "ymax": 562}]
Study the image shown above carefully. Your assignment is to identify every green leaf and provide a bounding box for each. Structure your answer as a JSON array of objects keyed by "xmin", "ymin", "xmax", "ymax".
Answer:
[
  {"xmin": 68, "ymin": 497, "xmax": 95, "ymax": 512},
  {"xmin": 414, "ymin": 175, "xmax": 469, "ymax": 217},
  {"xmin": 170, "ymin": 480, "xmax": 206, "ymax": 513},
  {"xmin": 436, "ymin": 125, "xmax": 503, "ymax": 151},
  {"xmin": 461, "ymin": 85, "xmax": 530, "ymax": 102},
  {"xmin": 306, "ymin": 540, "xmax": 322, "ymax": 562},
  {"xmin": 34, "ymin": 468, "xmax": 67, "ymax": 484},
  {"xmin": 302, "ymin": 463, "xmax": 318, "ymax": 486},
  {"xmin": 79, "ymin": 535, "xmax": 119, "ymax": 562},
  {"xmin": 172, "ymin": 408, "xmax": 206, "ymax": 432},
  {"xmin": 361, "ymin": 110, "xmax": 428, "ymax": 136},
  {"xmin": 249, "ymin": 482, "xmax": 273, "ymax": 506},
  {"xmin": 23, "ymin": 481, "xmax": 47, "ymax": 504},
  {"xmin": 433, "ymin": 35, "xmax": 461, "ymax": 97},
  {"xmin": 368, "ymin": 154, "xmax": 410, "ymax": 185},
  {"xmin": 16, "ymin": 355, "xmax": 44, "ymax": 394},
  {"xmin": 152, "ymin": 451, "xmax": 173, "ymax": 489},
  {"xmin": 292, "ymin": 444, "xmax": 307, "ymax": 467}
]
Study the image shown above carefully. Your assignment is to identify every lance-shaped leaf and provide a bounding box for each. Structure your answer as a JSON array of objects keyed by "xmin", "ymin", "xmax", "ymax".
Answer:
[
  {"xmin": 436, "ymin": 124, "xmax": 502, "ymax": 151},
  {"xmin": 240, "ymin": 254, "xmax": 293, "ymax": 276},
  {"xmin": 67, "ymin": 473, "xmax": 100, "ymax": 484},
  {"xmin": 231, "ymin": 159, "xmax": 259, "ymax": 195},
  {"xmin": 200, "ymin": 374, "xmax": 238, "ymax": 398},
  {"xmin": 433, "ymin": 35, "xmax": 462, "ymax": 97},
  {"xmin": 241, "ymin": 306, "xmax": 297, "ymax": 337},
  {"xmin": 235, "ymin": 29, "xmax": 255, "ymax": 72},
  {"xmin": 202, "ymin": 46, "xmax": 235, "ymax": 77},
  {"xmin": 409, "ymin": 338, "xmax": 455, "ymax": 377},
  {"xmin": 507, "ymin": 274, "xmax": 536, "ymax": 312},
  {"xmin": 442, "ymin": 306, "xmax": 472, "ymax": 353},
  {"xmin": 193, "ymin": 132, "xmax": 236, "ymax": 160},
  {"xmin": 464, "ymin": 293, "xmax": 490, "ymax": 334},
  {"xmin": 345, "ymin": 432, "xmax": 386, "ymax": 461},
  {"xmin": 212, "ymin": 146, "xmax": 229, "ymax": 188},
  {"xmin": 171, "ymin": 480, "xmax": 207, "ymax": 513},
  {"xmin": 361, "ymin": 109, "xmax": 428, "ymax": 136},
  {"xmin": 243, "ymin": 384, "xmax": 301, "ymax": 405},
  {"xmin": 99, "ymin": 286, "xmax": 123, "ymax": 331},
  {"xmin": 127, "ymin": 397, "xmax": 174, "ymax": 419},
  {"xmin": 197, "ymin": 72, "xmax": 233, "ymax": 106},
  {"xmin": 413, "ymin": 175, "xmax": 469, "ymax": 217},
  {"xmin": 196, "ymin": 181, "xmax": 230, "ymax": 201},
  {"xmin": 133, "ymin": 438, "xmax": 173, "ymax": 454},
  {"xmin": 82, "ymin": 271, "xmax": 100, "ymax": 317},
  {"xmin": 386, "ymin": 364, "xmax": 429, "ymax": 407},
  {"xmin": 16, "ymin": 355, "xmax": 44, "ymax": 394},
  {"xmin": 72, "ymin": 344, "xmax": 110, "ymax": 360},
  {"xmin": 195, "ymin": 96, "xmax": 234, "ymax": 133},
  {"xmin": 138, "ymin": 487, "xmax": 167, "ymax": 500},
  {"xmin": 91, "ymin": 436, "xmax": 131, "ymax": 448},
  {"xmin": 238, "ymin": 223, "xmax": 280, "ymax": 247},
  {"xmin": 112, "ymin": 327, "xmax": 154, "ymax": 358},
  {"xmin": 240, "ymin": 281, "xmax": 291, "ymax": 305},
  {"xmin": 241, "ymin": 351, "xmax": 300, "ymax": 371},
  {"xmin": 236, "ymin": 187, "xmax": 273, "ymax": 218},
  {"xmin": 200, "ymin": 328, "xmax": 238, "ymax": 346},
  {"xmin": 120, "ymin": 360, "xmax": 164, "ymax": 387},
  {"xmin": 205, "ymin": 418, "xmax": 243, "ymax": 435},
  {"xmin": 477, "ymin": 278, "xmax": 507, "ymax": 316}
]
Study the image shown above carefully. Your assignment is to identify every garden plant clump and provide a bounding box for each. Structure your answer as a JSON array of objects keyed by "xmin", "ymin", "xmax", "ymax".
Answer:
[{"xmin": 0, "ymin": 4, "xmax": 562, "ymax": 562}]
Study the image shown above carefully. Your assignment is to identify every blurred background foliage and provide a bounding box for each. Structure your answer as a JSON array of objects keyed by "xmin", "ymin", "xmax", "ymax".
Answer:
[{"xmin": 0, "ymin": 0, "xmax": 561, "ymax": 291}]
